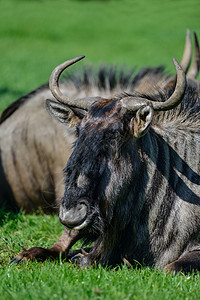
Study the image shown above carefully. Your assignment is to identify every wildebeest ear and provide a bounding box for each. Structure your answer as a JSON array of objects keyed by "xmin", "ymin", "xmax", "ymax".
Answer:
[
  {"xmin": 46, "ymin": 99, "xmax": 86, "ymax": 127},
  {"xmin": 130, "ymin": 104, "xmax": 154, "ymax": 138}
]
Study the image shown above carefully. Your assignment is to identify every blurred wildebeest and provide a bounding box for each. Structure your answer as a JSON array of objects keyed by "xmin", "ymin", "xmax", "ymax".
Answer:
[
  {"xmin": 11, "ymin": 31, "xmax": 200, "ymax": 273},
  {"xmin": 0, "ymin": 59, "xmax": 169, "ymax": 214}
]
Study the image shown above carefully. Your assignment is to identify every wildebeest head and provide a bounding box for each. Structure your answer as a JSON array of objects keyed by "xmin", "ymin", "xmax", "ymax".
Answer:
[{"xmin": 47, "ymin": 55, "xmax": 187, "ymax": 235}]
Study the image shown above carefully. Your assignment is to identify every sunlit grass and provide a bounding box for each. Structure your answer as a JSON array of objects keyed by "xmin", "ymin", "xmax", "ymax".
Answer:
[{"xmin": 1, "ymin": 210, "xmax": 200, "ymax": 300}]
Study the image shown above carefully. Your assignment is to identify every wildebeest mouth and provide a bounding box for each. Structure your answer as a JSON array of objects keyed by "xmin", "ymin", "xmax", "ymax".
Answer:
[{"xmin": 59, "ymin": 199, "xmax": 90, "ymax": 230}]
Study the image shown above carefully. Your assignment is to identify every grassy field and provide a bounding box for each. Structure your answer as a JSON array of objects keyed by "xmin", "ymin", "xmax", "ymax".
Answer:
[
  {"xmin": 1, "ymin": 0, "xmax": 200, "ymax": 299},
  {"xmin": 1, "ymin": 211, "xmax": 200, "ymax": 300}
]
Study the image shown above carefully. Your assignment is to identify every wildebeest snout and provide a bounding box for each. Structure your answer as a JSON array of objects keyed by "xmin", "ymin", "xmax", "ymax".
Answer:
[{"xmin": 59, "ymin": 199, "xmax": 89, "ymax": 230}]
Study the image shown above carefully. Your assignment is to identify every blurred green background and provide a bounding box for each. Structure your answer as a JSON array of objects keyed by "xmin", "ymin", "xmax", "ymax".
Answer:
[{"xmin": 0, "ymin": 0, "xmax": 199, "ymax": 111}]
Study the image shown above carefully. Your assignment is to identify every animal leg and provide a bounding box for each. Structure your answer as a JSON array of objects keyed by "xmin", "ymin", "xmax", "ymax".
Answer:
[
  {"xmin": 70, "ymin": 241, "xmax": 103, "ymax": 268},
  {"xmin": 10, "ymin": 229, "xmax": 81, "ymax": 264},
  {"xmin": 164, "ymin": 249, "xmax": 200, "ymax": 274},
  {"xmin": 66, "ymin": 247, "xmax": 93, "ymax": 261}
]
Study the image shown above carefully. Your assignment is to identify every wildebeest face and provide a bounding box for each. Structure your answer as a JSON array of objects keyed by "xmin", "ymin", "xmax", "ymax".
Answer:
[
  {"xmin": 49, "ymin": 97, "xmax": 154, "ymax": 231},
  {"xmin": 47, "ymin": 56, "xmax": 185, "ymax": 232}
]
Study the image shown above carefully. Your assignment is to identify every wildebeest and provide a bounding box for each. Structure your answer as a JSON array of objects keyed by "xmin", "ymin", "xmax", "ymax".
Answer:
[
  {"xmin": 11, "ymin": 31, "xmax": 200, "ymax": 274},
  {"xmin": 7, "ymin": 63, "xmax": 172, "ymax": 261},
  {"xmin": 4, "ymin": 42, "xmax": 178, "ymax": 262}
]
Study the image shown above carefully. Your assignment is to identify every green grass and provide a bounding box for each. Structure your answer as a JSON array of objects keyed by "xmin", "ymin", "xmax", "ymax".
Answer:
[
  {"xmin": 1, "ymin": 211, "xmax": 200, "ymax": 300},
  {"xmin": 1, "ymin": 0, "xmax": 200, "ymax": 299},
  {"xmin": 0, "ymin": 0, "xmax": 199, "ymax": 111}
]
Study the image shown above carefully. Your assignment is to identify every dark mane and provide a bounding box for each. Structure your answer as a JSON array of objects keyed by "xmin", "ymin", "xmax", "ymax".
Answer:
[
  {"xmin": 0, "ymin": 64, "xmax": 166, "ymax": 124},
  {"xmin": 65, "ymin": 64, "xmax": 165, "ymax": 91}
]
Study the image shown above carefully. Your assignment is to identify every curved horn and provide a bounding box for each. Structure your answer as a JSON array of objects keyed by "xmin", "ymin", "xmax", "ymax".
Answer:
[
  {"xmin": 187, "ymin": 32, "xmax": 200, "ymax": 79},
  {"xmin": 153, "ymin": 58, "xmax": 186, "ymax": 111},
  {"xmin": 162, "ymin": 30, "xmax": 192, "ymax": 86},
  {"xmin": 49, "ymin": 56, "xmax": 99, "ymax": 110},
  {"xmin": 121, "ymin": 58, "xmax": 186, "ymax": 112},
  {"xmin": 180, "ymin": 29, "xmax": 192, "ymax": 73}
]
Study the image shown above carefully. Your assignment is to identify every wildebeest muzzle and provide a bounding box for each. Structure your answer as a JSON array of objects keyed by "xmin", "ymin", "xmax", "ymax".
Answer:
[{"xmin": 59, "ymin": 198, "xmax": 90, "ymax": 230}]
